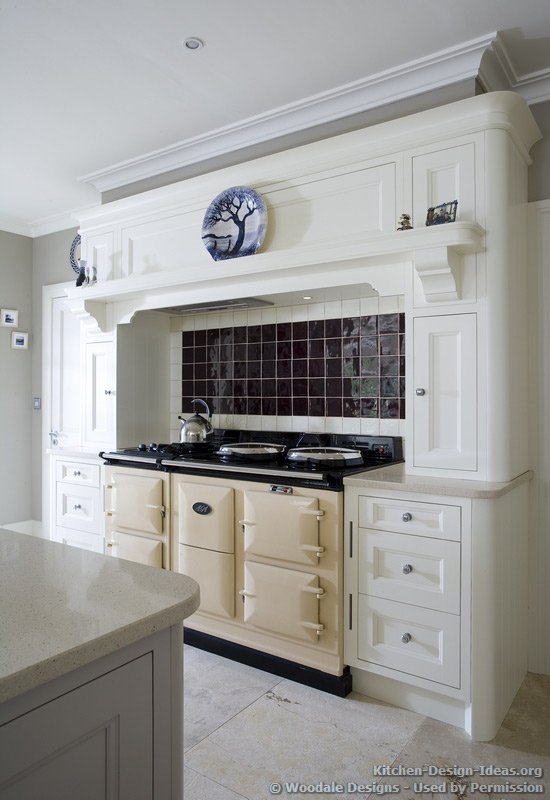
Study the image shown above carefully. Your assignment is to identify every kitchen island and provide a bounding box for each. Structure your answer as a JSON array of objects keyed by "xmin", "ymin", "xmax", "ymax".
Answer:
[{"xmin": 0, "ymin": 528, "xmax": 199, "ymax": 799}]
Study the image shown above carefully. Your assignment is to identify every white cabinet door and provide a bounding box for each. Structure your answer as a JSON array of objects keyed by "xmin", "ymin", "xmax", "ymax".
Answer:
[
  {"xmin": 48, "ymin": 294, "xmax": 82, "ymax": 449},
  {"xmin": 82, "ymin": 338, "xmax": 115, "ymax": 448},
  {"xmin": 408, "ymin": 142, "xmax": 476, "ymax": 226},
  {"xmin": 412, "ymin": 313, "xmax": 477, "ymax": 471}
]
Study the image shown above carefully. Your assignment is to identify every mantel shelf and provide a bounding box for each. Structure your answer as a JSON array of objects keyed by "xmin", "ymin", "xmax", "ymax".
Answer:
[{"xmin": 65, "ymin": 222, "xmax": 484, "ymax": 328}]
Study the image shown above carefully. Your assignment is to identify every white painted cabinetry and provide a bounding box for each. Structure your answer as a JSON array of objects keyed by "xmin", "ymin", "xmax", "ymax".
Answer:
[
  {"xmin": 82, "ymin": 334, "xmax": 116, "ymax": 449},
  {"xmin": 344, "ymin": 477, "xmax": 529, "ymax": 740},
  {"xmin": 50, "ymin": 455, "xmax": 104, "ymax": 553}
]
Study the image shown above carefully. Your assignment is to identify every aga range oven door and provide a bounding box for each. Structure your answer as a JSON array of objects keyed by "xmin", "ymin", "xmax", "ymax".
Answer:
[
  {"xmin": 104, "ymin": 466, "xmax": 169, "ymax": 568},
  {"xmin": 239, "ymin": 487, "xmax": 332, "ymax": 648},
  {"xmin": 171, "ymin": 476, "xmax": 236, "ymax": 619}
]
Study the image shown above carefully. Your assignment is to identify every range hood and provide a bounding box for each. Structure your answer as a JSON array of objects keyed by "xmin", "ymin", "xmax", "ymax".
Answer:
[{"xmin": 154, "ymin": 297, "xmax": 274, "ymax": 315}]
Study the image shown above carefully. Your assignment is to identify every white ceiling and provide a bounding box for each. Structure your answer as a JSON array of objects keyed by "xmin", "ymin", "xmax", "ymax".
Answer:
[{"xmin": 2, "ymin": 0, "xmax": 550, "ymax": 237}]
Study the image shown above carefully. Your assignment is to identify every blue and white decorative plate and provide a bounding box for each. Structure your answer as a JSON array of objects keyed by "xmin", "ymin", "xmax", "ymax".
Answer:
[
  {"xmin": 201, "ymin": 186, "xmax": 267, "ymax": 261},
  {"xmin": 69, "ymin": 234, "xmax": 81, "ymax": 273}
]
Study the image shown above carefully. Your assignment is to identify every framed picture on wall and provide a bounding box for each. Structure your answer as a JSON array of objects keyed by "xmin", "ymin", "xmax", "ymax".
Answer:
[
  {"xmin": 11, "ymin": 331, "xmax": 28, "ymax": 350},
  {"xmin": 1, "ymin": 308, "xmax": 18, "ymax": 327}
]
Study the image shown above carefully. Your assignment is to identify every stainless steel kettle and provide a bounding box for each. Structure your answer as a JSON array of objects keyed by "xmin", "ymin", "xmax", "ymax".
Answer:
[{"xmin": 178, "ymin": 399, "xmax": 213, "ymax": 443}]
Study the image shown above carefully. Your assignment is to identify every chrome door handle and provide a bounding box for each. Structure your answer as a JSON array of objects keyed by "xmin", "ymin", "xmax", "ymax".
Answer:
[
  {"xmin": 415, "ymin": 388, "xmax": 426, "ymax": 396},
  {"xmin": 402, "ymin": 564, "xmax": 413, "ymax": 574},
  {"xmin": 401, "ymin": 632, "xmax": 412, "ymax": 644},
  {"xmin": 402, "ymin": 512, "xmax": 412, "ymax": 522},
  {"xmin": 299, "ymin": 544, "xmax": 326, "ymax": 557}
]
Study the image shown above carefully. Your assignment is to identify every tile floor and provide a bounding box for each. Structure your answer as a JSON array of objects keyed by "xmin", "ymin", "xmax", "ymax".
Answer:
[{"xmin": 183, "ymin": 646, "xmax": 550, "ymax": 800}]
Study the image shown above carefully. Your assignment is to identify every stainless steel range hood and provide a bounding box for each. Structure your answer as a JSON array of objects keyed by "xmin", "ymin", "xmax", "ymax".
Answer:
[{"xmin": 154, "ymin": 297, "xmax": 274, "ymax": 315}]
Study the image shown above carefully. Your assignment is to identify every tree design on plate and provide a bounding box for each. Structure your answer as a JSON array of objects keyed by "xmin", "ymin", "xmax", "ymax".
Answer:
[{"xmin": 201, "ymin": 186, "xmax": 267, "ymax": 261}]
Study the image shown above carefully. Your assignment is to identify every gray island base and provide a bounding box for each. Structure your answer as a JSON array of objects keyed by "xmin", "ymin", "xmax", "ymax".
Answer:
[{"xmin": 0, "ymin": 529, "xmax": 199, "ymax": 800}]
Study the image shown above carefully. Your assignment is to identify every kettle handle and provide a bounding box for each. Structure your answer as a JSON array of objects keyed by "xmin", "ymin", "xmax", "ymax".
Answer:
[{"xmin": 191, "ymin": 398, "xmax": 211, "ymax": 419}]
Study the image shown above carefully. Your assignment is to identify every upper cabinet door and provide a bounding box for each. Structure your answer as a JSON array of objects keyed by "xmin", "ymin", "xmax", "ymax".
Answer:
[
  {"xmin": 82, "ymin": 338, "xmax": 115, "ymax": 449},
  {"xmin": 407, "ymin": 142, "xmax": 476, "ymax": 226},
  {"xmin": 413, "ymin": 313, "xmax": 477, "ymax": 471}
]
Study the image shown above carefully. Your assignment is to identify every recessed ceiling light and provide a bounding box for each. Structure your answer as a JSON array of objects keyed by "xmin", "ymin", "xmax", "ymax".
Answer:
[
  {"xmin": 184, "ymin": 37, "xmax": 204, "ymax": 50},
  {"xmin": 302, "ymin": 295, "xmax": 312, "ymax": 300}
]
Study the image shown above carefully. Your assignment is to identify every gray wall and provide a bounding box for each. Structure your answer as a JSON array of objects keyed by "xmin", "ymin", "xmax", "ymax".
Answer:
[
  {"xmin": 0, "ymin": 231, "xmax": 33, "ymax": 524},
  {"xmin": 31, "ymin": 228, "xmax": 78, "ymax": 518}
]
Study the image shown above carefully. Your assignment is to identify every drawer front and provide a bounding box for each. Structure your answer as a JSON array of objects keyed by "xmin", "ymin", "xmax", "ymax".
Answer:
[
  {"xmin": 357, "ymin": 595, "xmax": 460, "ymax": 687},
  {"xmin": 358, "ymin": 496, "xmax": 461, "ymax": 541},
  {"xmin": 55, "ymin": 460, "xmax": 100, "ymax": 487},
  {"xmin": 179, "ymin": 545, "xmax": 234, "ymax": 618},
  {"xmin": 56, "ymin": 484, "xmax": 101, "ymax": 534},
  {"xmin": 176, "ymin": 481, "xmax": 234, "ymax": 553},
  {"xmin": 106, "ymin": 531, "xmax": 163, "ymax": 568},
  {"xmin": 241, "ymin": 561, "xmax": 324, "ymax": 643},
  {"xmin": 55, "ymin": 527, "xmax": 104, "ymax": 553},
  {"xmin": 358, "ymin": 530, "xmax": 460, "ymax": 614}
]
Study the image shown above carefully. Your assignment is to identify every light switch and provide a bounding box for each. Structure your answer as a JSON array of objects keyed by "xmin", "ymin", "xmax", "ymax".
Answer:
[{"xmin": 33, "ymin": 397, "xmax": 41, "ymax": 410}]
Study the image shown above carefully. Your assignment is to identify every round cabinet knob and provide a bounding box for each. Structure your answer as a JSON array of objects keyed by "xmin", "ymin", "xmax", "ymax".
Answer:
[
  {"xmin": 402, "ymin": 563, "xmax": 413, "ymax": 574},
  {"xmin": 402, "ymin": 512, "xmax": 412, "ymax": 522},
  {"xmin": 104, "ymin": 389, "xmax": 113, "ymax": 395},
  {"xmin": 415, "ymin": 388, "xmax": 426, "ymax": 396},
  {"xmin": 401, "ymin": 633, "xmax": 412, "ymax": 644},
  {"xmin": 106, "ymin": 542, "xmax": 113, "ymax": 549},
  {"xmin": 73, "ymin": 470, "xmax": 81, "ymax": 477},
  {"xmin": 73, "ymin": 504, "xmax": 82, "ymax": 511}
]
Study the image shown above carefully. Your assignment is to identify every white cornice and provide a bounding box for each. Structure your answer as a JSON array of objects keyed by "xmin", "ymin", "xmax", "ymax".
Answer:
[
  {"xmin": 79, "ymin": 33, "xmax": 496, "ymax": 194},
  {"xmin": 481, "ymin": 33, "xmax": 550, "ymax": 105},
  {"xmin": 0, "ymin": 217, "xmax": 33, "ymax": 238}
]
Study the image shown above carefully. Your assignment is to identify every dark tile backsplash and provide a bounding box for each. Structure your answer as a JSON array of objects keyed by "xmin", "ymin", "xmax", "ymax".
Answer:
[{"xmin": 181, "ymin": 313, "xmax": 405, "ymax": 419}]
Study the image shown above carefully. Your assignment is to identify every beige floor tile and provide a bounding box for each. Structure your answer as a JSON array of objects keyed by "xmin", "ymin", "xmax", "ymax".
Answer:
[
  {"xmin": 493, "ymin": 672, "xmax": 550, "ymax": 756},
  {"xmin": 183, "ymin": 646, "xmax": 283, "ymax": 750},
  {"xmin": 388, "ymin": 716, "xmax": 550, "ymax": 800},
  {"xmin": 185, "ymin": 679, "xmax": 425, "ymax": 800},
  {"xmin": 184, "ymin": 766, "xmax": 249, "ymax": 800}
]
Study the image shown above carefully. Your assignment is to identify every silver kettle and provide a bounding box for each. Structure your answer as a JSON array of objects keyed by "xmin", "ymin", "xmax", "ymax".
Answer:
[{"xmin": 178, "ymin": 399, "xmax": 213, "ymax": 443}]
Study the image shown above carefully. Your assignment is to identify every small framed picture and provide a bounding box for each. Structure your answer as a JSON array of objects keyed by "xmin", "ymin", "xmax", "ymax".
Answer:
[
  {"xmin": 11, "ymin": 331, "xmax": 28, "ymax": 350},
  {"xmin": 426, "ymin": 200, "xmax": 458, "ymax": 226},
  {"xmin": 1, "ymin": 308, "xmax": 18, "ymax": 327}
]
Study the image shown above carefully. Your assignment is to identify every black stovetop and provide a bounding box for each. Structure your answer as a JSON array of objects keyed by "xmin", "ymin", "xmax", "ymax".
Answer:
[{"xmin": 101, "ymin": 430, "xmax": 403, "ymax": 491}]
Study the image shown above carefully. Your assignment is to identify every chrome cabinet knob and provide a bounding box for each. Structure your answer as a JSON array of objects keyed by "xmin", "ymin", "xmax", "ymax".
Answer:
[
  {"xmin": 402, "ymin": 512, "xmax": 412, "ymax": 522},
  {"xmin": 402, "ymin": 564, "xmax": 413, "ymax": 574},
  {"xmin": 415, "ymin": 388, "xmax": 426, "ymax": 396},
  {"xmin": 401, "ymin": 633, "xmax": 412, "ymax": 644},
  {"xmin": 104, "ymin": 389, "xmax": 113, "ymax": 395},
  {"xmin": 73, "ymin": 470, "xmax": 81, "ymax": 477},
  {"xmin": 73, "ymin": 504, "xmax": 82, "ymax": 511}
]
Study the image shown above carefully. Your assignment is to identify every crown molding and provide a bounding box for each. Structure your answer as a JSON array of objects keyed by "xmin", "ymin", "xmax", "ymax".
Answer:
[
  {"xmin": 79, "ymin": 33, "xmax": 496, "ymax": 194},
  {"xmin": 481, "ymin": 33, "xmax": 550, "ymax": 105},
  {"xmin": 0, "ymin": 217, "xmax": 33, "ymax": 238}
]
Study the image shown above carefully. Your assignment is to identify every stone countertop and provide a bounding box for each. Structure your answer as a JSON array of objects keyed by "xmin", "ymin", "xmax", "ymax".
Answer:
[
  {"xmin": 344, "ymin": 463, "xmax": 533, "ymax": 499},
  {"xmin": 0, "ymin": 529, "xmax": 200, "ymax": 704}
]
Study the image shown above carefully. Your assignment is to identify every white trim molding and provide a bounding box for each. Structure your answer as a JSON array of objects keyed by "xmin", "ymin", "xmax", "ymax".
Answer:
[
  {"xmin": 479, "ymin": 32, "xmax": 550, "ymax": 105},
  {"xmin": 79, "ymin": 34, "xmax": 496, "ymax": 194}
]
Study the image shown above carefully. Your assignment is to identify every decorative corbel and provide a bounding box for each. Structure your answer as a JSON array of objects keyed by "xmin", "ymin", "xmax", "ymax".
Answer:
[{"xmin": 413, "ymin": 245, "xmax": 462, "ymax": 303}]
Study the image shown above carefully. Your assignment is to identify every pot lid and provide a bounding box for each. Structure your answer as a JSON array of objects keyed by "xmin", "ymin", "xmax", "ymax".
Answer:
[
  {"xmin": 286, "ymin": 446, "xmax": 363, "ymax": 464},
  {"xmin": 218, "ymin": 442, "xmax": 286, "ymax": 456}
]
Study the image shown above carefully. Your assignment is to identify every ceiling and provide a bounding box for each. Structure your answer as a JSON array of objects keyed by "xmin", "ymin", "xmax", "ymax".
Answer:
[{"xmin": 2, "ymin": 0, "xmax": 550, "ymax": 237}]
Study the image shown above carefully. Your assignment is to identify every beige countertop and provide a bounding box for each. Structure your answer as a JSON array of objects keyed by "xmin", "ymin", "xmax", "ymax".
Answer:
[
  {"xmin": 0, "ymin": 529, "xmax": 200, "ymax": 704},
  {"xmin": 344, "ymin": 463, "xmax": 532, "ymax": 499}
]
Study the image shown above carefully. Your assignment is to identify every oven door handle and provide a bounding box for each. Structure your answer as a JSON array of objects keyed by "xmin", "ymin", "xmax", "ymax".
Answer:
[
  {"xmin": 299, "ymin": 544, "xmax": 326, "ymax": 558},
  {"xmin": 238, "ymin": 589, "xmax": 255, "ymax": 598},
  {"xmin": 299, "ymin": 584, "xmax": 325, "ymax": 599},
  {"xmin": 299, "ymin": 508, "xmax": 325, "ymax": 520},
  {"xmin": 301, "ymin": 621, "xmax": 325, "ymax": 636}
]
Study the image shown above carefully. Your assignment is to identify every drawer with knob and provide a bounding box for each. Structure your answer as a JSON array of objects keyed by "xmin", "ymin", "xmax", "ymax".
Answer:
[
  {"xmin": 357, "ymin": 595, "xmax": 460, "ymax": 687},
  {"xmin": 358, "ymin": 496, "xmax": 461, "ymax": 541},
  {"xmin": 358, "ymin": 529, "xmax": 460, "ymax": 613},
  {"xmin": 55, "ymin": 460, "xmax": 100, "ymax": 487},
  {"xmin": 56, "ymin": 484, "xmax": 101, "ymax": 534}
]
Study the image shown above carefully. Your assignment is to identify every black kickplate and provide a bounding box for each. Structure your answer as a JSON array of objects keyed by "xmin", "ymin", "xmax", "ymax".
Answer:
[{"xmin": 183, "ymin": 628, "xmax": 352, "ymax": 697}]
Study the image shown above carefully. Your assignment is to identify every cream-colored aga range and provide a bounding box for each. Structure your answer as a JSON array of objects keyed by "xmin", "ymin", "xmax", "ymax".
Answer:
[{"xmin": 171, "ymin": 474, "xmax": 343, "ymax": 678}]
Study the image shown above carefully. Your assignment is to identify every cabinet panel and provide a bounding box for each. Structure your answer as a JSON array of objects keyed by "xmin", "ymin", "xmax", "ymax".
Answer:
[
  {"xmin": 242, "ymin": 490, "xmax": 323, "ymax": 564},
  {"xmin": 413, "ymin": 314, "xmax": 477, "ymax": 471},
  {"xmin": 82, "ymin": 229, "xmax": 116, "ymax": 281},
  {"xmin": 357, "ymin": 595, "xmax": 460, "ymax": 687},
  {"xmin": 0, "ymin": 653, "xmax": 153, "ymax": 800},
  {"xmin": 179, "ymin": 545, "xmax": 234, "ymax": 618},
  {"xmin": 410, "ymin": 143, "xmax": 476, "ymax": 225},
  {"xmin": 56, "ymin": 484, "xmax": 101, "ymax": 534},
  {"xmin": 49, "ymin": 296, "xmax": 82, "ymax": 449},
  {"xmin": 176, "ymin": 481, "xmax": 234, "ymax": 552},
  {"xmin": 82, "ymin": 339, "xmax": 115, "ymax": 447},
  {"xmin": 106, "ymin": 530, "xmax": 163, "ymax": 567},
  {"xmin": 358, "ymin": 529, "xmax": 460, "ymax": 613},
  {"xmin": 358, "ymin": 496, "xmax": 461, "ymax": 541},
  {"xmin": 241, "ymin": 561, "xmax": 324, "ymax": 642}
]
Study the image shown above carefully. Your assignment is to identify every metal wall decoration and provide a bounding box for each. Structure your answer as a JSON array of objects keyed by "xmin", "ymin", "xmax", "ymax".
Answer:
[
  {"xmin": 69, "ymin": 234, "xmax": 81, "ymax": 273},
  {"xmin": 426, "ymin": 200, "xmax": 458, "ymax": 226},
  {"xmin": 201, "ymin": 186, "xmax": 267, "ymax": 261}
]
